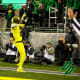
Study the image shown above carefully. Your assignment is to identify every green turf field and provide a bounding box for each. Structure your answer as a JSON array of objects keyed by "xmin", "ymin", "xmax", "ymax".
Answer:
[
  {"xmin": 0, "ymin": 70, "xmax": 80, "ymax": 80},
  {"xmin": 0, "ymin": 58, "xmax": 80, "ymax": 80},
  {"xmin": 0, "ymin": 58, "xmax": 80, "ymax": 73}
]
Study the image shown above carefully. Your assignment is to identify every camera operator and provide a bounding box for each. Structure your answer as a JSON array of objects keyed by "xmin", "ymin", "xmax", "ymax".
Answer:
[
  {"xmin": 35, "ymin": 42, "xmax": 55, "ymax": 65},
  {"xmin": 65, "ymin": 27, "xmax": 78, "ymax": 61},
  {"xmin": 65, "ymin": 27, "xmax": 78, "ymax": 44},
  {"xmin": 25, "ymin": 41, "xmax": 35, "ymax": 63},
  {"xmin": 43, "ymin": 42, "xmax": 55, "ymax": 64},
  {"xmin": 4, "ymin": 38, "xmax": 18, "ymax": 63},
  {"xmin": 55, "ymin": 37, "xmax": 68, "ymax": 66}
]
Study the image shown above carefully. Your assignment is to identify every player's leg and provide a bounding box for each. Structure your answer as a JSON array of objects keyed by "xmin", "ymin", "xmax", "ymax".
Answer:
[
  {"xmin": 18, "ymin": 43, "xmax": 26, "ymax": 68},
  {"xmin": 15, "ymin": 43, "xmax": 26, "ymax": 72}
]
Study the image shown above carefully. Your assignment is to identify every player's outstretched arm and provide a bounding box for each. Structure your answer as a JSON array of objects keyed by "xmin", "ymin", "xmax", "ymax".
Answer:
[
  {"xmin": 68, "ymin": 8, "xmax": 80, "ymax": 36},
  {"xmin": 68, "ymin": 9, "xmax": 80, "ymax": 27}
]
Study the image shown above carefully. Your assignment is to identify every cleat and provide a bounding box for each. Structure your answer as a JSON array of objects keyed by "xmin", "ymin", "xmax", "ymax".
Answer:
[{"xmin": 17, "ymin": 67, "xmax": 25, "ymax": 72}]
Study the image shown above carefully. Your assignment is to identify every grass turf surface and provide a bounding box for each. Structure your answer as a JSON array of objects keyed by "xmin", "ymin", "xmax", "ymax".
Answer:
[
  {"xmin": 0, "ymin": 58, "xmax": 80, "ymax": 80},
  {"xmin": 0, "ymin": 58, "xmax": 80, "ymax": 73},
  {"xmin": 0, "ymin": 70, "xmax": 80, "ymax": 80}
]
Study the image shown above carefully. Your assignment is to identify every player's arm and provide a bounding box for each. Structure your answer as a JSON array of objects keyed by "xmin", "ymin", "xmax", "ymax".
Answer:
[
  {"xmin": 68, "ymin": 9, "xmax": 80, "ymax": 27},
  {"xmin": 68, "ymin": 9, "xmax": 80, "ymax": 36},
  {"xmin": 19, "ymin": 12, "xmax": 28, "ymax": 24},
  {"xmin": 19, "ymin": 12, "xmax": 27, "ymax": 28},
  {"xmin": 19, "ymin": 24, "xmax": 25, "ymax": 28}
]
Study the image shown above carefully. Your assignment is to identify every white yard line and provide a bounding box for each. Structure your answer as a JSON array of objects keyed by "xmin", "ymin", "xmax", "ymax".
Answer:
[{"xmin": 0, "ymin": 67, "xmax": 80, "ymax": 76}]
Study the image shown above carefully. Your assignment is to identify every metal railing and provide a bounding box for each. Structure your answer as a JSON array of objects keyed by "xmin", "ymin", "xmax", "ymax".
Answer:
[
  {"xmin": 0, "ymin": 4, "xmax": 68, "ymax": 33},
  {"xmin": 49, "ymin": 7, "xmax": 68, "ymax": 33},
  {"xmin": 0, "ymin": 13, "xmax": 5, "ymax": 18},
  {"xmin": 49, "ymin": 7, "xmax": 57, "ymax": 27}
]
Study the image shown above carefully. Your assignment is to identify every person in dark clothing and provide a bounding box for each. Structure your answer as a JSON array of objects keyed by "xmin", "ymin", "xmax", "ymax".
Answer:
[
  {"xmin": 21, "ymin": 26, "xmax": 30, "ymax": 41},
  {"xmin": 26, "ymin": 0, "xmax": 34, "ymax": 25},
  {"xmin": 19, "ymin": 4, "xmax": 31, "ymax": 41},
  {"xmin": 37, "ymin": 3, "xmax": 44, "ymax": 27},
  {"xmin": 57, "ymin": 0, "xmax": 64, "ymax": 23},
  {"xmin": 6, "ymin": 4, "xmax": 15, "ymax": 28},
  {"xmin": 67, "ymin": 45, "xmax": 74, "ymax": 60},
  {"xmin": 67, "ymin": 9, "xmax": 80, "ymax": 65},
  {"xmin": 4, "ymin": 38, "xmax": 18, "ymax": 63},
  {"xmin": 25, "ymin": 41, "xmax": 34, "ymax": 63},
  {"xmin": 65, "ymin": 27, "xmax": 78, "ymax": 44},
  {"xmin": 65, "ymin": 27, "xmax": 78, "ymax": 60},
  {"xmin": 19, "ymin": 4, "xmax": 27, "ymax": 19},
  {"xmin": 34, "ymin": 45, "xmax": 46, "ymax": 64},
  {"xmin": 55, "ymin": 37, "xmax": 69, "ymax": 66}
]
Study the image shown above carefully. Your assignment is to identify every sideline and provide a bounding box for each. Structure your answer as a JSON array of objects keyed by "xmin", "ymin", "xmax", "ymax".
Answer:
[{"xmin": 0, "ymin": 67, "xmax": 80, "ymax": 76}]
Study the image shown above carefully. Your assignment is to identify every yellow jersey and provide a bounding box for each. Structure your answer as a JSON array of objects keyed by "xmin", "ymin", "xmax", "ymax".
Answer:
[{"xmin": 11, "ymin": 23, "xmax": 25, "ymax": 42}]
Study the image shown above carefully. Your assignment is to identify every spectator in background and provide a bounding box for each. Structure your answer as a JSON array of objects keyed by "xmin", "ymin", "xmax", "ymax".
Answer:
[
  {"xmin": 6, "ymin": 4, "xmax": 14, "ymax": 29},
  {"xmin": 33, "ymin": 0, "xmax": 40, "ymax": 23},
  {"xmin": 25, "ymin": 41, "xmax": 35, "ymax": 63},
  {"xmin": 4, "ymin": 38, "xmax": 18, "ymax": 63},
  {"xmin": 37, "ymin": 3, "xmax": 44, "ymax": 27},
  {"xmin": 19, "ymin": 4, "xmax": 27, "ymax": 19},
  {"xmin": 57, "ymin": 0, "xmax": 64, "ymax": 23},
  {"xmin": 27, "ymin": 0, "xmax": 34, "ymax": 25}
]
